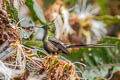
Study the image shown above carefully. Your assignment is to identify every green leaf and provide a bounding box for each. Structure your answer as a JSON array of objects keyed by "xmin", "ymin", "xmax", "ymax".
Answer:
[
  {"xmin": 25, "ymin": 0, "xmax": 46, "ymax": 25},
  {"xmin": 24, "ymin": 40, "xmax": 42, "ymax": 48},
  {"xmin": 94, "ymin": 15, "xmax": 120, "ymax": 24},
  {"xmin": 42, "ymin": 0, "xmax": 55, "ymax": 9},
  {"xmin": 6, "ymin": 0, "xmax": 19, "ymax": 22},
  {"xmin": 95, "ymin": 0, "xmax": 108, "ymax": 15},
  {"xmin": 64, "ymin": 0, "xmax": 77, "ymax": 8}
]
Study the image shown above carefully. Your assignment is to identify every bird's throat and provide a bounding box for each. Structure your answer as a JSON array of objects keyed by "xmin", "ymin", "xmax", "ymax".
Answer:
[{"xmin": 42, "ymin": 29, "xmax": 48, "ymax": 42}]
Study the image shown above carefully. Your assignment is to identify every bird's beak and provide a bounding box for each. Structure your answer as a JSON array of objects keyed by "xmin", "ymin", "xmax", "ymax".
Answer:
[{"xmin": 40, "ymin": 26, "xmax": 44, "ymax": 28}]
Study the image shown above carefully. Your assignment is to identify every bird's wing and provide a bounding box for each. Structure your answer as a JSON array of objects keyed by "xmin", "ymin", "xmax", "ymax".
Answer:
[
  {"xmin": 47, "ymin": 41, "xmax": 58, "ymax": 52},
  {"xmin": 43, "ymin": 41, "xmax": 58, "ymax": 53},
  {"xmin": 48, "ymin": 38, "xmax": 71, "ymax": 55}
]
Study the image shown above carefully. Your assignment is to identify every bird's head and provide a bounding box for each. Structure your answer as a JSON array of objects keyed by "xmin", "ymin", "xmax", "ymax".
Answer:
[{"xmin": 41, "ymin": 25, "xmax": 50, "ymax": 30}]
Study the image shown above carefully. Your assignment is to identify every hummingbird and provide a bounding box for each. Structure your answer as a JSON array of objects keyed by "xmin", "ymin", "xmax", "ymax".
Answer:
[
  {"xmin": 36, "ymin": 24, "xmax": 115, "ymax": 55},
  {"xmin": 40, "ymin": 25, "xmax": 71, "ymax": 55}
]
